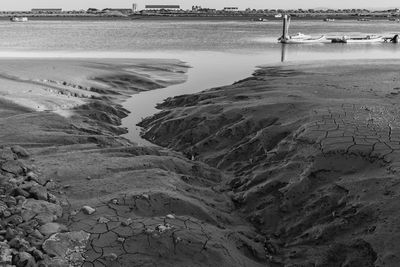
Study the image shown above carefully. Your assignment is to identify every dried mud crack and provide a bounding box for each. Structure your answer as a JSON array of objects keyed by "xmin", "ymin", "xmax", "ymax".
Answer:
[
  {"xmin": 140, "ymin": 60, "xmax": 400, "ymax": 267},
  {"xmin": 3, "ymin": 59, "xmax": 400, "ymax": 266},
  {"xmin": 0, "ymin": 59, "xmax": 268, "ymax": 266}
]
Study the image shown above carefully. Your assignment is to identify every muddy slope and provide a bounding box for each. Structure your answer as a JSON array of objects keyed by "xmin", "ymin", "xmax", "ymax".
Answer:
[
  {"xmin": 0, "ymin": 59, "xmax": 267, "ymax": 267},
  {"xmin": 140, "ymin": 60, "xmax": 400, "ymax": 266}
]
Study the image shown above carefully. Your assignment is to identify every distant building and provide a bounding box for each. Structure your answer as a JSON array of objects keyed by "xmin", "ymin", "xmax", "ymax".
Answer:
[
  {"xmin": 388, "ymin": 8, "xmax": 400, "ymax": 13},
  {"xmin": 145, "ymin": 5, "xmax": 180, "ymax": 11},
  {"xmin": 87, "ymin": 8, "xmax": 100, "ymax": 13},
  {"xmin": 223, "ymin": 7, "xmax": 239, "ymax": 12},
  {"xmin": 31, "ymin": 8, "xmax": 62, "ymax": 13},
  {"xmin": 192, "ymin": 5, "xmax": 202, "ymax": 11},
  {"xmin": 198, "ymin": 8, "xmax": 216, "ymax": 12},
  {"xmin": 102, "ymin": 8, "xmax": 133, "ymax": 14}
]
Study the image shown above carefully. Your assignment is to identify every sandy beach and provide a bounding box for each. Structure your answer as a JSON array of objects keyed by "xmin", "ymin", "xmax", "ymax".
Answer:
[{"xmin": 2, "ymin": 57, "xmax": 400, "ymax": 266}]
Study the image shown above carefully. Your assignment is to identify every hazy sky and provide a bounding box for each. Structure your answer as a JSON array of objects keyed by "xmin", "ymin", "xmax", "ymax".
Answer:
[{"xmin": 2, "ymin": 0, "xmax": 400, "ymax": 11}]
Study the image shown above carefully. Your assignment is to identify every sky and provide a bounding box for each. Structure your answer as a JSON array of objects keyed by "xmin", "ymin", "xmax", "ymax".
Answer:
[{"xmin": 1, "ymin": 0, "xmax": 400, "ymax": 11}]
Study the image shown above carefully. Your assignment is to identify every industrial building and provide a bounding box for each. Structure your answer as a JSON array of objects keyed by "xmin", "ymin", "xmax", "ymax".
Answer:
[
  {"xmin": 223, "ymin": 7, "xmax": 239, "ymax": 12},
  {"xmin": 31, "ymin": 8, "xmax": 62, "ymax": 13},
  {"xmin": 144, "ymin": 5, "xmax": 181, "ymax": 11},
  {"xmin": 102, "ymin": 8, "xmax": 133, "ymax": 14}
]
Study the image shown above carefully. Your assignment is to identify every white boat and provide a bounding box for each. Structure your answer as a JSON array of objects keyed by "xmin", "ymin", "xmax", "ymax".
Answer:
[
  {"xmin": 289, "ymin": 33, "xmax": 312, "ymax": 39},
  {"xmin": 10, "ymin": 17, "xmax": 28, "ymax": 22},
  {"xmin": 280, "ymin": 33, "xmax": 327, "ymax": 44},
  {"xmin": 278, "ymin": 16, "xmax": 327, "ymax": 44},
  {"xmin": 252, "ymin": 18, "xmax": 268, "ymax": 22},
  {"xmin": 331, "ymin": 35, "xmax": 383, "ymax": 43}
]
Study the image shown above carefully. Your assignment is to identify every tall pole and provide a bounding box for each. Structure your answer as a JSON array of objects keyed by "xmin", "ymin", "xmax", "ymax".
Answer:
[{"xmin": 282, "ymin": 15, "xmax": 288, "ymax": 41}]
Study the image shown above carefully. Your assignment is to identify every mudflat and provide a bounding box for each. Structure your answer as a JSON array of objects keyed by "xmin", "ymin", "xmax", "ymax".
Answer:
[
  {"xmin": 0, "ymin": 58, "xmax": 265, "ymax": 266},
  {"xmin": 140, "ymin": 59, "xmax": 400, "ymax": 266},
  {"xmin": 2, "ymin": 58, "xmax": 400, "ymax": 266}
]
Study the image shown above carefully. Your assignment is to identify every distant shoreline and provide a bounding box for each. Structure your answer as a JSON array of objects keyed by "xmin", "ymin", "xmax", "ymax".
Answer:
[{"xmin": 0, "ymin": 14, "xmax": 398, "ymax": 22}]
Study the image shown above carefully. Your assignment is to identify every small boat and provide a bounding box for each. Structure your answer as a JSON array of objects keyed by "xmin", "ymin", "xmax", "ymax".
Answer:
[
  {"xmin": 252, "ymin": 18, "xmax": 268, "ymax": 22},
  {"xmin": 324, "ymin": 18, "xmax": 335, "ymax": 22},
  {"xmin": 280, "ymin": 33, "xmax": 327, "ymax": 44},
  {"xmin": 10, "ymin": 16, "xmax": 28, "ymax": 22},
  {"xmin": 278, "ymin": 15, "xmax": 327, "ymax": 44},
  {"xmin": 357, "ymin": 18, "xmax": 370, "ymax": 21},
  {"xmin": 331, "ymin": 35, "xmax": 383, "ymax": 43}
]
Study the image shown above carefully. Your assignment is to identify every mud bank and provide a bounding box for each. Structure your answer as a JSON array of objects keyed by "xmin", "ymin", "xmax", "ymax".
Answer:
[
  {"xmin": 0, "ymin": 58, "xmax": 266, "ymax": 266},
  {"xmin": 140, "ymin": 60, "xmax": 400, "ymax": 266}
]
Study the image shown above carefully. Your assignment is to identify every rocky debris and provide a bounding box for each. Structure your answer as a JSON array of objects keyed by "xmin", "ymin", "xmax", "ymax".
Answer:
[
  {"xmin": 13, "ymin": 251, "xmax": 35, "ymax": 267},
  {"xmin": 26, "ymin": 172, "xmax": 48, "ymax": 186},
  {"xmin": 121, "ymin": 218, "xmax": 132, "ymax": 226},
  {"xmin": 81, "ymin": 206, "xmax": 96, "ymax": 215},
  {"xmin": 166, "ymin": 214, "xmax": 175, "ymax": 219},
  {"xmin": 39, "ymin": 223, "xmax": 68, "ymax": 236},
  {"xmin": 42, "ymin": 231, "xmax": 90, "ymax": 266},
  {"xmin": 0, "ymin": 146, "xmax": 89, "ymax": 266},
  {"xmin": 0, "ymin": 148, "xmax": 17, "ymax": 161},
  {"xmin": 1, "ymin": 160, "xmax": 25, "ymax": 176},
  {"xmin": 0, "ymin": 242, "xmax": 12, "ymax": 265},
  {"xmin": 22, "ymin": 199, "xmax": 62, "ymax": 224},
  {"xmin": 97, "ymin": 217, "xmax": 110, "ymax": 224},
  {"xmin": 11, "ymin": 146, "xmax": 29, "ymax": 159},
  {"xmin": 103, "ymin": 253, "xmax": 118, "ymax": 261},
  {"xmin": 29, "ymin": 186, "xmax": 48, "ymax": 201},
  {"xmin": 155, "ymin": 223, "xmax": 173, "ymax": 234}
]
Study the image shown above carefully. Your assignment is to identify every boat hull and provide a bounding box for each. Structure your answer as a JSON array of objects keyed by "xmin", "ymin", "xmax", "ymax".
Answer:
[
  {"xmin": 10, "ymin": 17, "xmax": 28, "ymax": 22},
  {"xmin": 331, "ymin": 37, "xmax": 383, "ymax": 43},
  {"xmin": 281, "ymin": 36, "xmax": 327, "ymax": 44}
]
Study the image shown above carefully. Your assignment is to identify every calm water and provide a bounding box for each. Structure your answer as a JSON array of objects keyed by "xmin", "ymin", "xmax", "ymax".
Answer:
[{"xmin": 1, "ymin": 19, "xmax": 400, "ymax": 144}]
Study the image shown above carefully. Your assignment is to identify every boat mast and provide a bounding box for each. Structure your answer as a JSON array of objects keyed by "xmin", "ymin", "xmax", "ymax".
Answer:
[{"xmin": 281, "ymin": 14, "xmax": 291, "ymax": 41}]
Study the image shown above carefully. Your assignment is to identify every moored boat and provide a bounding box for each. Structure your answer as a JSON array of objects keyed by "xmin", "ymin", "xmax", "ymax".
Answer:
[
  {"xmin": 278, "ymin": 16, "xmax": 327, "ymax": 44},
  {"xmin": 280, "ymin": 33, "xmax": 327, "ymax": 44},
  {"xmin": 252, "ymin": 18, "xmax": 268, "ymax": 22},
  {"xmin": 331, "ymin": 35, "xmax": 383, "ymax": 43},
  {"xmin": 10, "ymin": 16, "xmax": 28, "ymax": 22}
]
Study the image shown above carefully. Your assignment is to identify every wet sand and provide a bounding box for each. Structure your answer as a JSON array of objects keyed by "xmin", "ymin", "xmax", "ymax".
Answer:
[
  {"xmin": 3, "ymin": 57, "xmax": 400, "ymax": 266},
  {"xmin": 0, "ymin": 58, "xmax": 187, "ymax": 112}
]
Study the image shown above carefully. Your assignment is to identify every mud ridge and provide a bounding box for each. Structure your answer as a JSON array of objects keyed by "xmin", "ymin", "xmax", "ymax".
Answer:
[{"xmin": 140, "ymin": 61, "xmax": 400, "ymax": 266}]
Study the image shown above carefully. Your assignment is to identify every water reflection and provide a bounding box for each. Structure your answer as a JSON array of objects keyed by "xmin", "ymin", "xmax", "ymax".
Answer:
[
  {"xmin": 122, "ymin": 44, "xmax": 400, "ymax": 145},
  {"xmin": 278, "ymin": 42, "xmax": 400, "ymax": 63},
  {"xmin": 281, "ymin": 44, "xmax": 287, "ymax": 62},
  {"xmin": 121, "ymin": 51, "xmax": 273, "ymax": 145}
]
